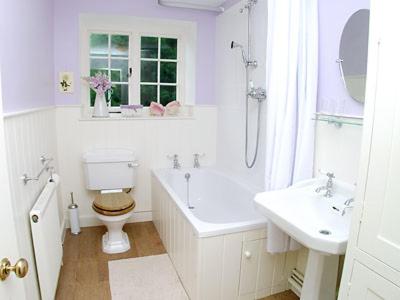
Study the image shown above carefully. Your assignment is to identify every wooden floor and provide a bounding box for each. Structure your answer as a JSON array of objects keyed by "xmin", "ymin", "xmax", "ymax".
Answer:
[
  {"xmin": 55, "ymin": 222, "xmax": 166, "ymax": 299},
  {"xmin": 261, "ymin": 290, "xmax": 299, "ymax": 300},
  {"xmin": 56, "ymin": 222, "xmax": 299, "ymax": 300}
]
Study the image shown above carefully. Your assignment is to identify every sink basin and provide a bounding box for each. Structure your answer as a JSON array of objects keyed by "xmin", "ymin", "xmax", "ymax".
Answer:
[
  {"xmin": 254, "ymin": 177, "xmax": 355, "ymax": 255},
  {"xmin": 254, "ymin": 177, "xmax": 355, "ymax": 300}
]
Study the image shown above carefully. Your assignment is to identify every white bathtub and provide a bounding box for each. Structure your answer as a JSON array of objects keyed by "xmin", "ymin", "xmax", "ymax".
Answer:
[
  {"xmin": 151, "ymin": 168, "xmax": 298, "ymax": 300},
  {"xmin": 152, "ymin": 168, "xmax": 267, "ymax": 237}
]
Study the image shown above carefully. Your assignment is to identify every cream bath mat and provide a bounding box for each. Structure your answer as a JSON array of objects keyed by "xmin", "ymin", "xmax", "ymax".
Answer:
[{"xmin": 108, "ymin": 254, "xmax": 188, "ymax": 300}]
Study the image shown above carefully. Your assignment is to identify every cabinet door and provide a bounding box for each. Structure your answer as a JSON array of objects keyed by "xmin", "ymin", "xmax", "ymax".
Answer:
[
  {"xmin": 356, "ymin": 2, "xmax": 400, "ymax": 272},
  {"xmin": 239, "ymin": 239, "xmax": 261, "ymax": 296},
  {"xmin": 349, "ymin": 262, "xmax": 400, "ymax": 299}
]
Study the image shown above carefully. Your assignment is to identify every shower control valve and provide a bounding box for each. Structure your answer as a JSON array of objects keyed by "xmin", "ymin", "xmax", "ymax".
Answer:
[
  {"xmin": 248, "ymin": 87, "xmax": 267, "ymax": 102},
  {"xmin": 246, "ymin": 60, "xmax": 258, "ymax": 68}
]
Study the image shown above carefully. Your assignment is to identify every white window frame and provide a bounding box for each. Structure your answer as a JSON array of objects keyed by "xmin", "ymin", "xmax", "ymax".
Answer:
[{"xmin": 80, "ymin": 14, "xmax": 196, "ymax": 114}]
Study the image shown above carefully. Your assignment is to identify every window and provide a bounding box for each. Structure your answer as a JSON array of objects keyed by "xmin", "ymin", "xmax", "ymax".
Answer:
[
  {"xmin": 140, "ymin": 37, "xmax": 178, "ymax": 106},
  {"xmin": 81, "ymin": 14, "xmax": 196, "ymax": 110},
  {"xmin": 88, "ymin": 34, "xmax": 178, "ymax": 108},
  {"xmin": 89, "ymin": 33, "xmax": 130, "ymax": 107}
]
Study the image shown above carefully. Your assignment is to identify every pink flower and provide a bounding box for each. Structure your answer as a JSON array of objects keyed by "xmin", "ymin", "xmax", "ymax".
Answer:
[{"xmin": 83, "ymin": 72, "xmax": 112, "ymax": 96}]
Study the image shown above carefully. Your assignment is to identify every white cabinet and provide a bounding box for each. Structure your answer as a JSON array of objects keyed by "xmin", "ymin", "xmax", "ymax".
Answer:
[
  {"xmin": 239, "ymin": 238, "xmax": 297, "ymax": 300},
  {"xmin": 349, "ymin": 262, "xmax": 400, "ymax": 300},
  {"xmin": 355, "ymin": 2, "xmax": 400, "ymax": 269},
  {"xmin": 339, "ymin": 1, "xmax": 400, "ymax": 299}
]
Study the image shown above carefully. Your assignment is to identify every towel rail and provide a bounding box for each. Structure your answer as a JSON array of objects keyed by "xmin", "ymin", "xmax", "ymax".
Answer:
[{"xmin": 21, "ymin": 156, "xmax": 54, "ymax": 185}]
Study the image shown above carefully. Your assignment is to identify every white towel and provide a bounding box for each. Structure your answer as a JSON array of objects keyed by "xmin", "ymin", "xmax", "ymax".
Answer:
[{"xmin": 266, "ymin": 222, "xmax": 302, "ymax": 253}]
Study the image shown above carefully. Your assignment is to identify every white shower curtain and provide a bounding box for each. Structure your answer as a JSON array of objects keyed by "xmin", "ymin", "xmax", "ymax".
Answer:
[{"xmin": 264, "ymin": 0, "xmax": 319, "ymax": 253}]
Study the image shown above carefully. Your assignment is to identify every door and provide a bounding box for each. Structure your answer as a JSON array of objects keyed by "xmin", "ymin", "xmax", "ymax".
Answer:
[
  {"xmin": 0, "ymin": 71, "xmax": 27, "ymax": 298},
  {"xmin": 349, "ymin": 262, "xmax": 400, "ymax": 300},
  {"xmin": 356, "ymin": 0, "xmax": 400, "ymax": 272}
]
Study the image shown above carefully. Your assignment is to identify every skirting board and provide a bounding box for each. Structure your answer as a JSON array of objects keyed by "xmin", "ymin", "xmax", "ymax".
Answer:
[{"xmin": 64, "ymin": 211, "xmax": 153, "ymax": 228}]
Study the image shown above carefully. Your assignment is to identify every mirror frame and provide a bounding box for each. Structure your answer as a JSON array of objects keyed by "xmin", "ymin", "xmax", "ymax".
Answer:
[{"xmin": 338, "ymin": 9, "xmax": 370, "ymax": 104}]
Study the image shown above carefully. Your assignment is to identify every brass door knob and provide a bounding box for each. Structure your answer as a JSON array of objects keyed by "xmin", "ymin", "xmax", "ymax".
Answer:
[{"xmin": 0, "ymin": 258, "xmax": 28, "ymax": 281}]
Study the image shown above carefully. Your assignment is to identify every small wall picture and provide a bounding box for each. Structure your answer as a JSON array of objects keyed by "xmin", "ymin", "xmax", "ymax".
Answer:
[{"xmin": 59, "ymin": 72, "xmax": 74, "ymax": 93}]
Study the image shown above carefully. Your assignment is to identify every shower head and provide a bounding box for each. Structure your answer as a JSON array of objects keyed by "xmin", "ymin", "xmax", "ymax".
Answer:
[
  {"xmin": 230, "ymin": 40, "xmax": 258, "ymax": 68},
  {"xmin": 231, "ymin": 40, "xmax": 248, "ymax": 66}
]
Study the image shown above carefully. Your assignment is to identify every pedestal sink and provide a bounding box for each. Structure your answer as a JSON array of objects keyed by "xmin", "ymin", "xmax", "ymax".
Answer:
[{"xmin": 254, "ymin": 177, "xmax": 355, "ymax": 300}]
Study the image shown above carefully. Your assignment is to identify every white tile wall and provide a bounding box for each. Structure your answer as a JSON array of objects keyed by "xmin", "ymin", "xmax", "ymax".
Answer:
[
  {"xmin": 215, "ymin": 0, "xmax": 268, "ymax": 191},
  {"xmin": 3, "ymin": 107, "xmax": 59, "ymax": 300},
  {"xmin": 314, "ymin": 120, "xmax": 363, "ymax": 185},
  {"xmin": 55, "ymin": 105, "xmax": 217, "ymax": 227}
]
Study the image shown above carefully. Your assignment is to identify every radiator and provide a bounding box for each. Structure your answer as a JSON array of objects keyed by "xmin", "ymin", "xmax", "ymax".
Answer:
[{"xmin": 30, "ymin": 175, "xmax": 63, "ymax": 300}]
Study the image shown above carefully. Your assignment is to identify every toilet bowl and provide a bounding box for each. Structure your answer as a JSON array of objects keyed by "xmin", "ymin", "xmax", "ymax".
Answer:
[
  {"xmin": 92, "ymin": 191, "xmax": 136, "ymax": 254},
  {"xmin": 82, "ymin": 148, "xmax": 138, "ymax": 254}
]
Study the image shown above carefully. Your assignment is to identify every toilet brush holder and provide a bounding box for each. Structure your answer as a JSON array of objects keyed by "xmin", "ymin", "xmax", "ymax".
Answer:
[{"xmin": 68, "ymin": 192, "xmax": 81, "ymax": 235}]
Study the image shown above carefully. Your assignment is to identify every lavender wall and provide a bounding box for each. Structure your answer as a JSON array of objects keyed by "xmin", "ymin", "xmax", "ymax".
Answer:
[
  {"xmin": 317, "ymin": 0, "xmax": 369, "ymax": 116},
  {"xmin": 0, "ymin": 0, "xmax": 55, "ymax": 113},
  {"xmin": 54, "ymin": 0, "xmax": 217, "ymax": 106}
]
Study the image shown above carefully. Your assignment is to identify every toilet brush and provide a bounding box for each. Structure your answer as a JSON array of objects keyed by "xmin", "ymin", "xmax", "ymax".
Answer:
[{"xmin": 68, "ymin": 192, "xmax": 81, "ymax": 235}]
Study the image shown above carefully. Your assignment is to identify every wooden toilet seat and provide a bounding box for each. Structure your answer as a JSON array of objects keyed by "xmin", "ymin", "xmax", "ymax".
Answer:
[{"xmin": 92, "ymin": 192, "xmax": 135, "ymax": 216}]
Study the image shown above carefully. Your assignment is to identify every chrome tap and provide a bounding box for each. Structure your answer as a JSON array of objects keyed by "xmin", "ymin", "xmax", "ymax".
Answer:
[
  {"xmin": 193, "ymin": 153, "xmax": 205, "ymax": 168},
  {"xmin": 342, "ymin": 198, "xmax": 355, "ymax": 216},
  {"xmin": 167, "ymin": 154, "xmax": 181, "ymax": 169},
  {"xmin": 315, "ymin": 172, "xmax": 335, "ymax": 198}
]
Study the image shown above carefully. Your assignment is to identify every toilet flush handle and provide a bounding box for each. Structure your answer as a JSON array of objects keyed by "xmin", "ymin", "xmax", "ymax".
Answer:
[{"xmin": 128, "ymin": 161, "xmax": 140, "ymax": 168}]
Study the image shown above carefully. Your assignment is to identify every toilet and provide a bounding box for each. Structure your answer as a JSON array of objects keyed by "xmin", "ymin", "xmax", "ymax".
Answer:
[{"xmin": 82, "ymin": 148, "xmax": 138, "ymax": 254}]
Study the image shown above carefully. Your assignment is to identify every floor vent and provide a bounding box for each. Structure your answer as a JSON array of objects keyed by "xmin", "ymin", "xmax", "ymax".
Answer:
[{"xmin": 288, "ymin": 268, "xmax": 304, "ymax": 297}]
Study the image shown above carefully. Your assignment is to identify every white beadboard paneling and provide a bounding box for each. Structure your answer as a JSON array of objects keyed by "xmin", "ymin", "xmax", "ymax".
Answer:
[
  {"xmin": 55, "ymin": 105, "xmax": 217, "ymax": 227},
  {"xmin": 220, "ymin": 233, "xmax": 243, "ymax": 300},
  {"xmin": 3, "ymin": 108, "xmax": 59, "ymax": 300}
]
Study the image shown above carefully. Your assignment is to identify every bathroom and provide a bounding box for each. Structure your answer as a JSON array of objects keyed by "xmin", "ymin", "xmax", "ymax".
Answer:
[{"xmin": 0, "ymin": 0, "xmax": 399, "ymax": 299}]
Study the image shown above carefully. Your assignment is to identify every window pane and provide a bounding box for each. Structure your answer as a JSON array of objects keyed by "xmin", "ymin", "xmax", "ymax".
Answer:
[
  {"xmin": 141, "ymin": 85, "xmax": 157, "ymax": 106},
  {"xmin": 161, "ymin": 38, "xmax": 177, "ymax": 59},
  {"xmin": 90, "ymin": 58, "xmax": 108, "ymax": 76},
  {"xmin": 111, "ymin": 35, "xmax": 129, "ymax": 58},
  {"xmin": 141, "ymin": 37, "xmax": 158, "ymax": 58},
  {"xmin": 141, "ymin": 61, "xmax": 157, "ymax": 82},
  {"xmin": 160, "ymin": 62, "xmax": 177, "ymax": 83},
  {"xmin": 110, "ymin": 84, "xmax": 128, "ymax": 106},
  {"xmin": 90, "ymin": 89, "xmax": 96, "ymax": 106},
  {"xmin": 160, "ymin": 85, "xmax": 176, "ymax": 106},
  {"xmin": 90, "ymin": 34, "xmax": 108, "ymax": 57},
  {"xmin": 111, "ymin": 59, "xmax": 129, "ymax": 82}
]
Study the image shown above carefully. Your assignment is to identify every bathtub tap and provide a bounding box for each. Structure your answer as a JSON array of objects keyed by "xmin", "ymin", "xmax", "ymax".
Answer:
[
  {"xmin": 167, "ymin": 154, "xmax": 181, "ymax": 169},
  {"xmin": 193, "ymin": 153, "xmax": 205, "ymax": 168}
]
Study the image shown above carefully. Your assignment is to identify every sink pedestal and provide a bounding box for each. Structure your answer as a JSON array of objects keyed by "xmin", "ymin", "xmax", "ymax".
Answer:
[{"xmin": 301, "ymin": 250, "xmax": 339, "ymax": 300}]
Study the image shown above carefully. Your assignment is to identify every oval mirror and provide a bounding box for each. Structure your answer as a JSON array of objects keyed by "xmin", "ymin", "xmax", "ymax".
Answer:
[{"xmin": 338, "ymin": 9, "xmax": 370, "ymax": 103}]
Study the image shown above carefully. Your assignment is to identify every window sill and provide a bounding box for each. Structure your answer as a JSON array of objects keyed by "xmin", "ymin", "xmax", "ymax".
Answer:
[
  {"xmin": 79, "ymin": 105, "xmax": 195, "ymax": 121},
  {"xmin": 79, "ymin": 114, "xmax": 195, "ymax": 122}
]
